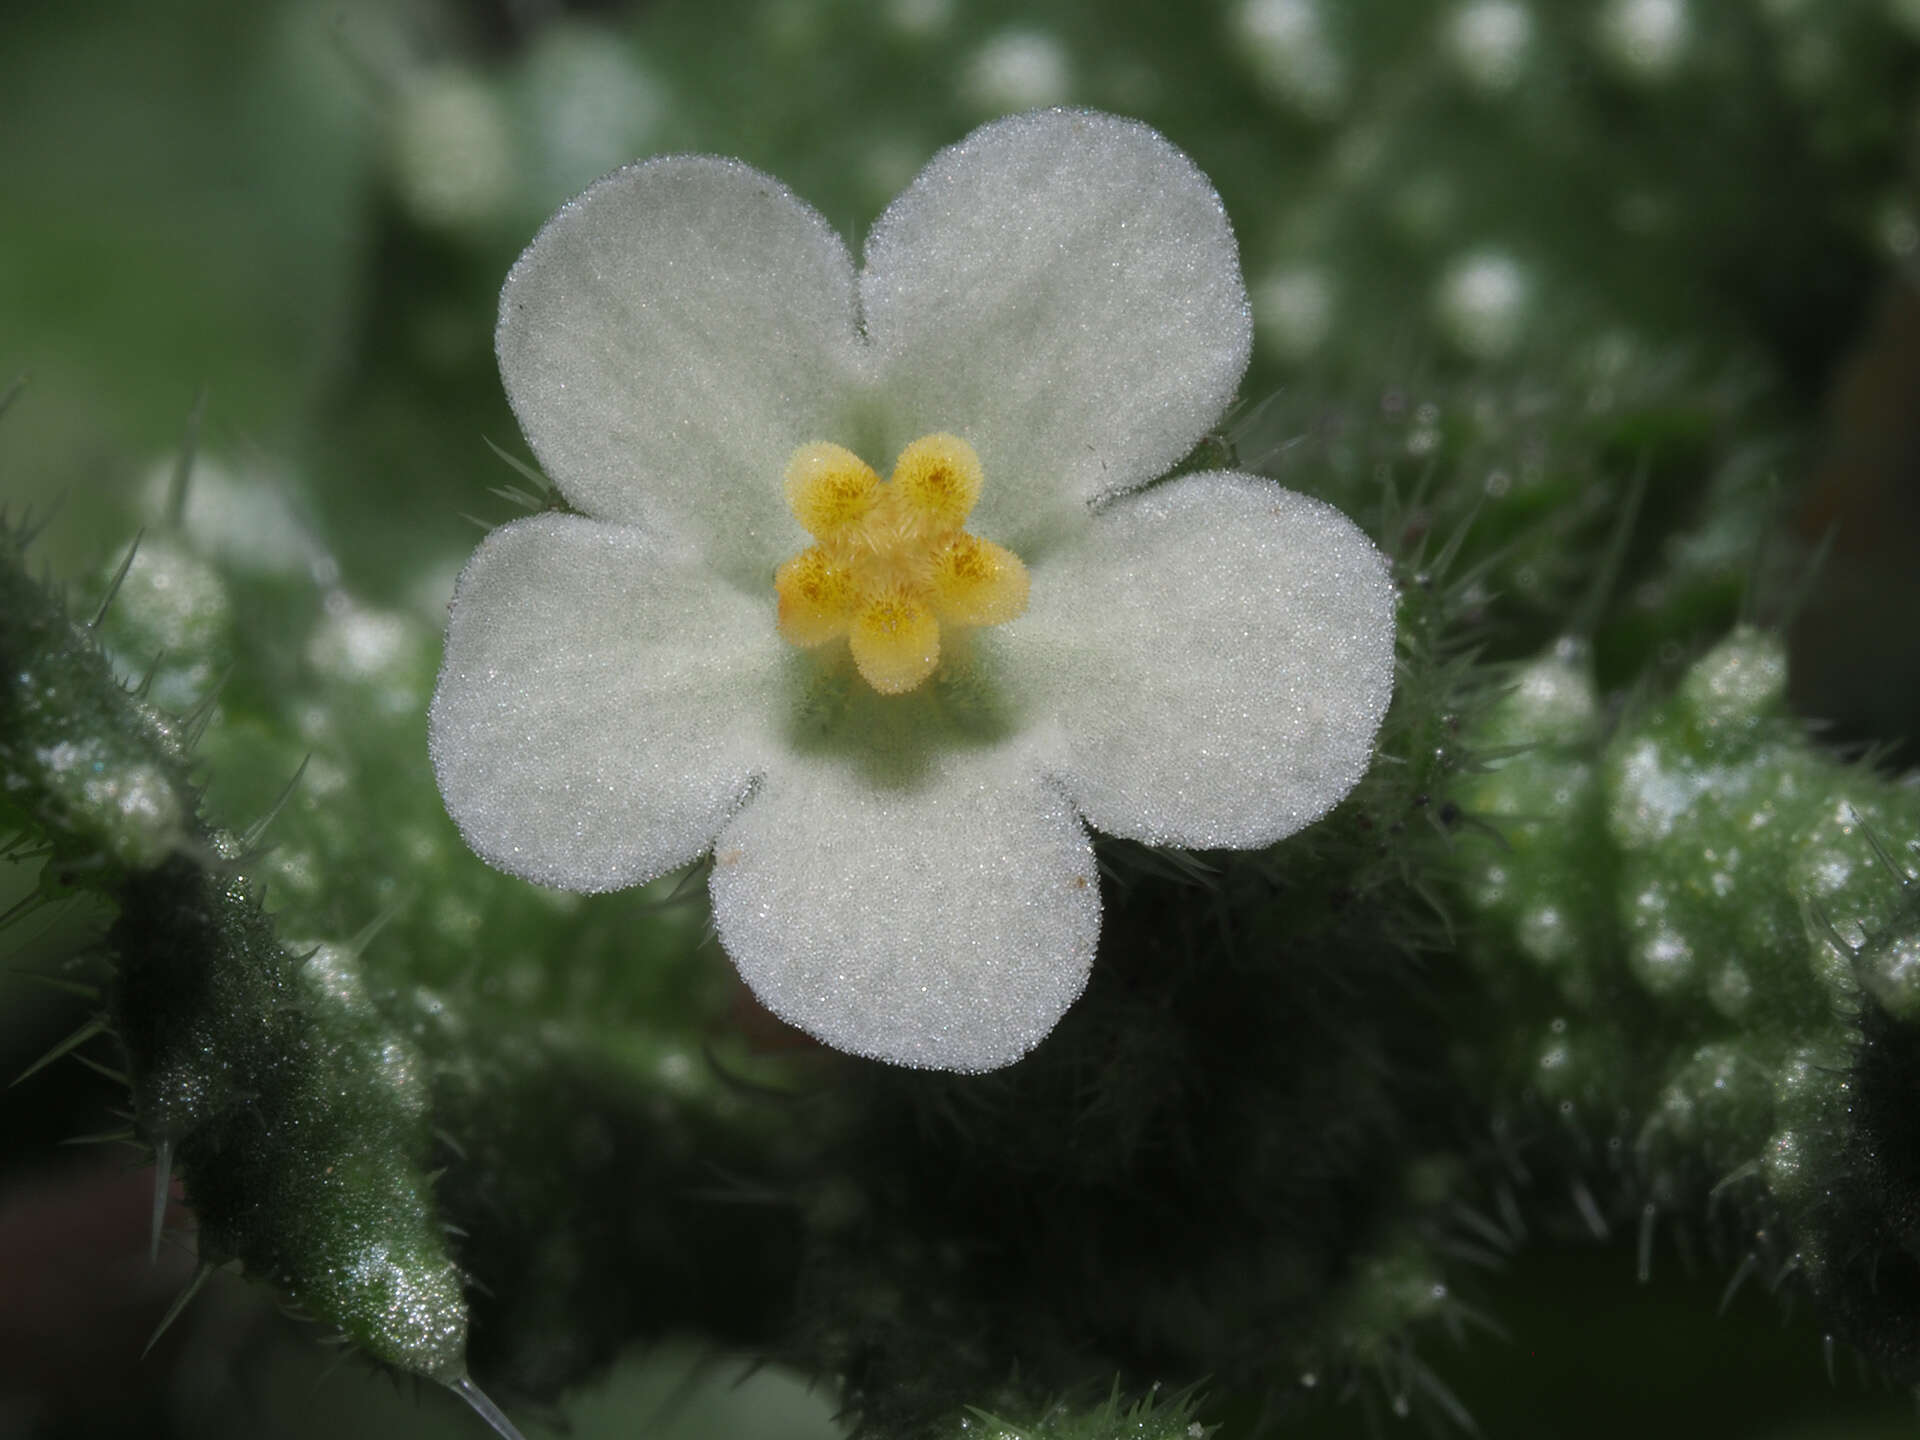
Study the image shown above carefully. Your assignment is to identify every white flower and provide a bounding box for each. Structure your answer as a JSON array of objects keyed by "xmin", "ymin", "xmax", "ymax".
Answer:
[{"xmin": 429, "ymin": 110, "xmax": 1397, "ymax": 1073}]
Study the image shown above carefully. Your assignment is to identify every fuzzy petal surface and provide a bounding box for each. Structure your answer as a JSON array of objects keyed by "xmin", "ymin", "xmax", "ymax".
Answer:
[
  {"xmin": 1010, "ymin": 472, "xmax": 1398, "ymax": 847},
  {"xmin": 429, "ymin": 514, "xmax": 782, "ymax": 892},
  {"xmin": 861, "ymin": 110, "xmax": 1252, "ymax": 552},
  {"xmin": 708, "ymin": 742, "xmax": 1100, "ymax": 1072},
  {"xmin": 497, "ymin": 157, "xmax": 862, "ymax": 583}
]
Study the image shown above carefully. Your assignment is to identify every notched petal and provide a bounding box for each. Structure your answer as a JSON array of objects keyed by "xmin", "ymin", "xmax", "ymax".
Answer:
[
  {"xmin": 1009, "ymin": 471, "xmax": 1398, "ymax": 848},
  {"xmin": 708, "ymin": 756, "xmax": 1100, "ymax": 1072},
  {"xmin": 429, "ymin": 514, "xmax": 783, "ymax": 892},
  {"xmin": 497, "ymin": 156, "xmax": 862, "ymax": 582},
  {"xmin": 862, "ymin": 109, "xmax": 1252, "ymax": 549}
]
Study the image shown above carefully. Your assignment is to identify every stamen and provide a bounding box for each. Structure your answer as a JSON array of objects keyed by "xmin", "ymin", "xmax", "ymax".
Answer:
[
  {"xmin": 928, "ymin": 534, "xmax": 1029, "ymax": 627},
  {"xmin": 775, "ymin": 433, "xmax": 1026, "ymax": 695},
  {"xmin": 890, "ymin": 432, "xmax": 983, "ymax": 531},
  {"xmin": 850, "ymin": 589, "xmax": 940, "ymax": 695},
  {"xmin": 775, "ymin": 547, "xmax": 857, "ymax": 646},
  {"xmin": 785, "ymin": 442, "xmax": 880, "ymax": 538}
]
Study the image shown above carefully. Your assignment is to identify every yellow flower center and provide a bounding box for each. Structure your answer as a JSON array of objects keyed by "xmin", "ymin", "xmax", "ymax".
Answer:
[{"xmin": 773, "ymin": 433, "xmax": 1030, "ymax": 695}]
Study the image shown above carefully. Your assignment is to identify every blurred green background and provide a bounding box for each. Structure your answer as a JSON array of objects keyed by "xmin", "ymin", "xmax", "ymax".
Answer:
[{"xmin": 7, "ymin": 0, "xmax": 1920, "ymax": 1435}]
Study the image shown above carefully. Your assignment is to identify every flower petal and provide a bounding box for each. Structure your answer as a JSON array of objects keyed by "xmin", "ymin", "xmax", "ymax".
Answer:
[
  {"xmin": 429, "ymin": 514, "xmax": 781, "ymax": 892},
  {"xmin": 496, "ymin": 157, "xmax": 862, "ymax": 582},
  {"xmin": 708, "ymin": 749, "xmax": 1100, "ymax": 1072},
  {"xmin": 861, "ymin": 110, "xmax": 1252, "ymax": 549},
  {"xmin": 1010, "ymin": 472, "xmax": 1397, "ymax": 847}
]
